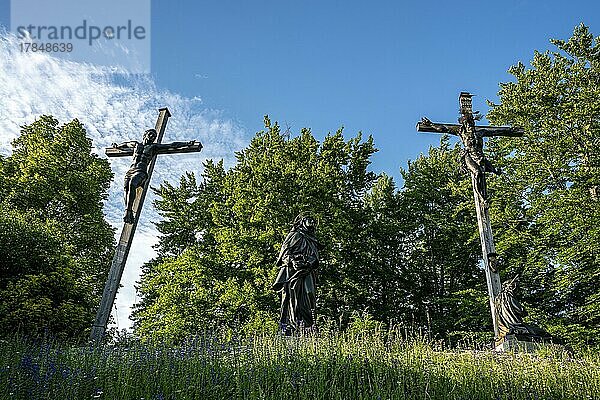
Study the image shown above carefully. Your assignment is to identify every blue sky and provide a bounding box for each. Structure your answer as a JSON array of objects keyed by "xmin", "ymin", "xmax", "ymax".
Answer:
[
  {"xmin": 1, "ymin": 0, "xmax": 599, "ymax": 329},
  {"xmin": 1, "ymin": 1, "xmax": 599, "ymax": 182},
  {"xmin": 148, "ymin": 0, "xmax": 600, "ymax": 181}
]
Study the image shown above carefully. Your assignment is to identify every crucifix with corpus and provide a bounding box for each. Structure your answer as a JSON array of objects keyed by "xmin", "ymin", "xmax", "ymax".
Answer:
[
  {"xmin": 416, "ymin": 92, "xmax": 524, "ymax": 341},
  {"xmin": 90, "ymin": 107, "xmax": 203, "ymax": 341}
]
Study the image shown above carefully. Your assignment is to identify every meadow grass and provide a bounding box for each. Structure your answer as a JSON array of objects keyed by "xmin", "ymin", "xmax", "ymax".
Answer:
[{"xmin": 0, "ymin": 330, "xmax": 598, "ymax": 399}]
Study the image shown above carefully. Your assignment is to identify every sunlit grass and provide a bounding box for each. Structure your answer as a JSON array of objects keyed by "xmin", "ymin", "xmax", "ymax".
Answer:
[{"xmin": 0, "ymin": 330, "xmax": 598, "ymax": 399}]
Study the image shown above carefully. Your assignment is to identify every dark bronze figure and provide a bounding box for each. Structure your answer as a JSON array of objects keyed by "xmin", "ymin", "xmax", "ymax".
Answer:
[
  {"xmin": 487, "ymin": 252, "xmax": 501, "ymax": 273},
  {"xmin": 494, "ymin": 276, "xmax": 550, "ymax": 341},
  {"xmin": 110, "ymin": 129, "xmax": 199, "ymax": 223},
  {"xmin": 418, "ymin": 92, "xmax": 523, "ymax": 203},
  {"xmin": 272, "ymin": 215, "xmax": 320, "ymax": 335}
]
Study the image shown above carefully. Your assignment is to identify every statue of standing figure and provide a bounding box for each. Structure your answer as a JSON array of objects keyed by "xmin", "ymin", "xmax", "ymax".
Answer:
[{"xmin": 272, "ymin": 215, "xmax": 321, "ymax": 335}]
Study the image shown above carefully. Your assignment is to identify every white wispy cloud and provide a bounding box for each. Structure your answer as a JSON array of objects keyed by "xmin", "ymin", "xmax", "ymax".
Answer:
[{"xmin": 0, "ymin": 33, "xmax": 247, "ymax": 330}]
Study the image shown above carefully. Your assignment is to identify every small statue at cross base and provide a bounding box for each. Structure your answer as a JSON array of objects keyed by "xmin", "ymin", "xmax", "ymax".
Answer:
[
  {"xmin": 494, "ymin": 276, "xmax": 551, "ymax": 343},
  {"xmin": 272, "ymin": 215, "xmax": 321, "ymax": 335}
]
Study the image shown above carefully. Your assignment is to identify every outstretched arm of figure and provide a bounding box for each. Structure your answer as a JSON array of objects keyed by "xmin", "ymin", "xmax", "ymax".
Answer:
[
  {"xmin": 105, "ymin": 141, "xmax": 138, "ymax": 157},
  {"xmin": 110, "ymin": 140, "xmax": 137, "ymax": 149},
  {"xmin": 475, "ymin": 126, "xmax": 524, "ymax": 137},
  {"xmin": 416, "ymin": 117, "xmax": 460, "ymax": 136},
  {"xmin": 153, "ymin": 140, "xmax": 203, "ymax": 155}
]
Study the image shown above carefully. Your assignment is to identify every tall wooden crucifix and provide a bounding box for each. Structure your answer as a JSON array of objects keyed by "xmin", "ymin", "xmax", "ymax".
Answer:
[
  {"xmin": 90, "ymin": 107, "xmax": 203, "ymax": 341},
  {"xmin": 416, "ymin": 92, "xmax": 524, "ymax": 338}
]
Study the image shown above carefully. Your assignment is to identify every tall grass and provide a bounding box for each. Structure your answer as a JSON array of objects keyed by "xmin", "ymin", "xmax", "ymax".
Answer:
[{"xmin": 0, "ymin": 330, "xmax": 598, "ymax": 399}]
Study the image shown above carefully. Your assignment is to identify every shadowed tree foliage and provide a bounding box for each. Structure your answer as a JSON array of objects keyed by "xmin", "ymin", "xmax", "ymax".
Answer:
[
  {"xmin": 0, "ymin": 116, "xmax": 114, "ymax": 339},
  {"xmin": 398, "ymin": 136, "xmax": 489, "ymax": 337}
]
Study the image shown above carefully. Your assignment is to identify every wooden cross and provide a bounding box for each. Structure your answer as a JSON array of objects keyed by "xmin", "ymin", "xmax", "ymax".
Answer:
[
  {"xmin": 90, "ymin": 107, "xmax": 203, "ymax": 341},
  {"xmin": 416, "ymin": 92, "xmax": 524, "ymax": 339}
]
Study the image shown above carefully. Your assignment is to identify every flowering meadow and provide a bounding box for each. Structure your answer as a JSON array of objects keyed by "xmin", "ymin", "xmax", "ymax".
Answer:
[{"xmin": 1, "ymin": 330, "xmax": 598, "ymax": 399}]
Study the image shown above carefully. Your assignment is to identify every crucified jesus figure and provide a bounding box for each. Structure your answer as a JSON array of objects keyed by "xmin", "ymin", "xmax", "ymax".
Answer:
[
  {"xmin": 110, "ymin": 128, "xmax": 196, "ymax": 223},
  {"xmin": 417, "ymin": 93, "xmax": 523, "ymax": 204},
  {"xmin": 416, "ymin": 93, "xmax": 524, "ymax": 340},
  {"xmin": 420, "ymin": 113, "xmax": 501, "ymax": 203}
]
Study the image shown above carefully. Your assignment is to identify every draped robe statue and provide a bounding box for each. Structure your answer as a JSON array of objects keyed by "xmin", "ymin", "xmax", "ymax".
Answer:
[
  {"xmin": 272, "ymin": 215, "xmax": 320, "ymax": 335},
  {"xmin": 495, "ymin": 276, "xmax": 550, "ymax": 341}
]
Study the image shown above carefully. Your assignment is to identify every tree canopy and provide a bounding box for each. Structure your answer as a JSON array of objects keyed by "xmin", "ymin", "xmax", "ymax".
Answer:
[
  {"xmin": 132, "ymin": 118, "xmax": 490, "ymax": 342},
  {"xmin": 0, "ymin": 116, "xmax": 114, "ymax": 339},
  {"xmin": 487, "ymin": 24, "xmax": 600, "ymax": 345}
]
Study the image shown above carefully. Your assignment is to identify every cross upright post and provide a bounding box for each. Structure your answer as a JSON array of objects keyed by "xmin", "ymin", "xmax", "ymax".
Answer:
[
  {"xmin": 416, "ymin": 92, "xmax": 524, "ymax": 339},
  {"xmin": 90, "ymin": 107, "xmax": 203, "ymax": 342}
]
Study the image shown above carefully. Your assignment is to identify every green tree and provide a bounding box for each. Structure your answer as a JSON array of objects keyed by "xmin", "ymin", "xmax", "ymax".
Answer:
[
  {"xmin": 133, "ymin": 117, "xmax": 389, "ymax": 340},
  {"xmin": 134, "ymin": 118, "xmax": 496, "ymax": 342},
  {"xmin": 0, "ymin": 116, "xmax": 114, "ymax": 339},
  {"xmin": 487, "ymin": 24, "xmax": 600, "ymax": 345},
  {"xmin": 358, "ymin": 174, "xmax": 407, "ymax": 324},
  {"xmin": 397, "ymin": 136, "xmax": 489, "ymax": 338},
  {"xmin": 132, "ymin": 165, "xmax": 230, "ymax": 339}
]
